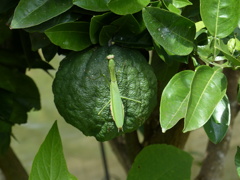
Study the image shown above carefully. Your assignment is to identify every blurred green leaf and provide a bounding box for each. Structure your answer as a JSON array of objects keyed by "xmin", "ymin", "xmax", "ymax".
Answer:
[
  {"xmin": 11, "ymin": 0, "xmax": 73, "ymax": 29},
  {"xmin": 184, "ymin": 66, "xmax": 227, "ymax": 132},
  {"xmin": 162, "ymin": 0, "xmax": 181, "ymax": 14},
  {"xmin": 9, "ymin": 101, "xmax": 28, "ymax": 124},
  {"xmin": 204, "ymin": 95, "xmax": 230, "ymax": 144},
  {"xmin": 160, "ymin": 70, "xmax": 194, "ymax": 132},
  {"xmin": 200, "ymin": 0, "xmax": 240, "ymax": 38},
  {"xmin": 154, "ymin": 42, "xmax": 188, "ymax": 64},
  {"xmin": 0, "ymin": 89, "xmax": 14, "ymax": 122},
  {"xmin": 113, "ymin": 30, "xmax": 153, "ymax": 48},
  {"xmin": 215, "ymin": 41, "xmax": 240, "ymax": 66},
  {"xmin": 45, "ymin": 22, "xmax": 91, "ymax": 51},
  {"xmin": 14, "ymin": 73, "xmax": 41, "ymax": 111},
  {"xmin": 171, "ymin": 0, "xmax": 192, "ymax": 8},
  {"xmin": 0, "ymin": 121, "xmax": 12, "ymax": 133},
  {"xmin": 90, "ymin": 12, "xmax": 116, "ymax": 44},
  {"xmin": 99, "ymin": 25, "xmax": 118, "ymax": 45},
  {"xmin": 235, "ymin": 147, "xmax": 240, "ymax": 177},
  {"xmin": 73, "ymin": 0, "xmax": 109, "ymax": 12},
  {"xmin": 108, "ymin": 0, "xmax": 150, "ymax": 15},
  {"xmin": 0, "ymin": 0, "xmax": 18, "ymax": 13},
  {"xmin": 29, "ymin": 121, "xmax": 77, "ymax": 180},
  {"xmin": 41, "ymin": 44, "xmax": 58, "ymax": 62},
  {"xmin": 143, "ymin": 7, "xmax": 195, "ymax": 55},
  {"xmin": 127, "ymin": 144, "xmax": 192, "ymax": 180},
  {"xmin": 0, "ymin": 66, "xmax": 16, "ymax": 92},
  {"xmin": 30, "ymin": 33, "xmax": 51, "ymax": 51},
  {"xmin": 0, "ymin": 21, "xmax": 12, "ymax": 44}
]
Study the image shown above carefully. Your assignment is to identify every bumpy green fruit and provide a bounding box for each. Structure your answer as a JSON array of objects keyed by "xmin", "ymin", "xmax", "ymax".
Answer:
[{"xmin": 53, "ymin": 45, "xmax": 157, "ymax": 141}]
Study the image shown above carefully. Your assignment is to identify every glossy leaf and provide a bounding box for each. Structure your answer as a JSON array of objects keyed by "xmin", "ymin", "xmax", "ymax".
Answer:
[
  {"xmin": 143, "ymin": 7, "xmax": 195, "ymax": 55},
  {"xmin": 200, "ymin": 0, "xmax": 240, "ymax": 38},
  {"xmin": 235, "ymin": 147, "xmax": 240, "ymax": 177},
  {"xmin": 154, "ymin": 42, "xmax": 188, "ymax": 64},
  {"xmin": 160, "ymin": 70, "xmax": 194, "ymax": 132},
  {"xmin": 11, "ymin": 0, "xmax": 73, "ymax": 29},
  {"xmin": 73, "ymin": 0, "xmax": 109, "ymax": 12},
  {"xmin": 163, "ymin": 0, "xmax": 192, "ymax": 14},
  {"xmin": 108, "ymin": 0, "xmax": 150, "ymax": 15},
  {"xmin": 184, "ymin": 66, "xmax": 227, "ymax": 132},
  {"xmin": 25, "ymin": 11, "xmax": 78, "ymax": 33},
  {"xmin": 204, "ymin": 117, "xmax": 228, "ymax": 144},
  {"xmin": 162, "ymin": 0, "xmax": 181, "ymax": 14},
  {"xmin": 204, "ymin": 95, "xmax": 230, "ymax": 144},
  {"xmin": 211, "ymin": 95, "xmax": 230, "ymax": 125},
  {"xmin": 45, "ymin": 22, "xmax": 91, "ymax": 51},
  {"xmin": 215, "ymin": 42, "xmax": 240, "ymax": 66},
  {"xmin": 29, "ymin": 121, "xmax": 77, "ymax": 180},
  {"xmin": 127, "ymin": 144, "xmax": 192, "ymax": 180},
  {"xmin": 171, "ymin": 0, "xmax": 192, "ymax": 8}
]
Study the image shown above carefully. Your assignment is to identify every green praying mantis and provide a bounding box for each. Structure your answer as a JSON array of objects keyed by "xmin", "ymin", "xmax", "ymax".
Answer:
[{"xmin": 98, "ymin": 54, "xmax": 141, "ymax": 131}]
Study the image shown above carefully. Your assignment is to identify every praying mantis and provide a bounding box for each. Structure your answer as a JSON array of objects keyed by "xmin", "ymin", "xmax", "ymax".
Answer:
[{"xmin": 98, "ymin": 54, "xmax": 141, "ymax": 131}]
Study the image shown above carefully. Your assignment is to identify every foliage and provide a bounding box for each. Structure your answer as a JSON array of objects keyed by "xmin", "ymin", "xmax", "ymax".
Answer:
[
  {"xmin": 0, "ymin": 0, "xmax": 240, "ymax": 179},
  {"xmin": 29, "ymin": 121, "xmax": 77, "ymax": 180}
]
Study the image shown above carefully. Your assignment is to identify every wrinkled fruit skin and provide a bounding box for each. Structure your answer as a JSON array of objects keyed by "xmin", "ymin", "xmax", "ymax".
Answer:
[{"xmin": 53, "ymin": 46, "xmax": 157, "ymax": 141}]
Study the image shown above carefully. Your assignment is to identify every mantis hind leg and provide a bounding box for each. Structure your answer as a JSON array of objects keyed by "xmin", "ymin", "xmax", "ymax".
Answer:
[
  {"xmin": 120, "ymin": 96, "xmax": 141, "ymax": 103},
  {"xmin": 98, "ymin": 100, "xmax": 111, "ymax": 115}
]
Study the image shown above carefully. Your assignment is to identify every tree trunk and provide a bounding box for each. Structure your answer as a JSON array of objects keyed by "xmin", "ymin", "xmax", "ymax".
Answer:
[{"xmin": 0, "ymin": 147, "xmax": 28, "ymax": 180}]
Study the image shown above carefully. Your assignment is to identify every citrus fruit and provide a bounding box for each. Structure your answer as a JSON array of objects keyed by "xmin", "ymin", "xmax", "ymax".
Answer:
[{"xmin": 53, "ymin": 45, "xmax": 157, "ymax": 141}]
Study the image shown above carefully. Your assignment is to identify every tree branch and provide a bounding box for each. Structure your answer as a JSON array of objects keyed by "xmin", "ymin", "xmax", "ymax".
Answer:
[{"xmin": 0, "ymin": 147, "xmax": 28, "ymax": 180}]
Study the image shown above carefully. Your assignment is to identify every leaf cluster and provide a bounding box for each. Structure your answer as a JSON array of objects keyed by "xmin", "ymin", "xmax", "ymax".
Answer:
[{"xmin": 1, "ymin": 0, "xmax": 240, "ymax": 179}]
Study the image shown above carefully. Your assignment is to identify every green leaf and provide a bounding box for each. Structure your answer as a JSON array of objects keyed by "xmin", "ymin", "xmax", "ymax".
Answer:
[
  {"xmin": 45, "ymin": 22, "xmax": 92, "ymax": 51},
  {"xmin": 0, "ymin": 66, "xmax": 16, "ymax": 92},
  {"xmin": 25, "ymin": 11, "xmax": 78, "ymax": 33},
  {"xmin": 90, "ymin": 12, "xmax": 115, "ymax": 44},
  {"xmin": 163, "ymin": 0, "xmax": 193, "ymax": 14},
  {"xmin": 113, "ymin": 30, "xmax": 153, "ymax": 48},
  {"xmin": 184, "ymin": 66, "xmax": 227, "ymax": 132},
  {"xmin": 11, "ymin": 0, "xmax": 73, "ymax": 29},
  {"xmin": 73, "ymin": 0, "xmax": 109, "ymax": 12},
  {"xmin": 30, "ymin": 33, "xmax": 51, "ymax": 51},
  {"xmin": 162, "ymin": 0, "xmax": 181, "ymax": 14},
  {"xmin": 143, "ymin": 7, "xmax": 195, "ymax": 55},
  {"xmin": 215, "ymin": 42, "xmax": 240, "ymax": 66},
  {"xmin": 14, "ymin": 74, "xmax": 41, "ymax": 111},
  {"xmin": 171, "ymin": 0, "xmax": 192, "ymax": 8},
  {"xmin": 99, "ymin": 25, "xmax": 118, "ymax": 46},
  {"xmin": 0, "ymin": 0, "xmax": 18, "ymax": 13},
  {"xmin": 0, "ymin": 90, "xmax": 14, "ymax": 122},
  {"xmin": 0, "ymin": 21, "xmax": 12, "ymax": 44},
  {"xmin": 160, "ymin": 70, "xmax": 194, "ymax": 132},
  {"xmin": 204, "ymin": 95, "xmax": 230, "ymax": 144},
  {"xmin": 211, "ymin": 95, "xmax": 230, "ymax": 125},
  {"xmin": 235, "ymin": 147, "xmax": 240, "ymax": 177},
  {"xmin": 154, "ymin": 42, "xmax": 188, "ymax": 64},
  {"xmin": 127, "ymin": 144, "xmax": 193, "ymax": 180},
  {"xmin": 204, "ymin": 117, "xmax": 228, "ymax": 144},
  {"xmin": 41, "ymin": 44, "xmax": 58, "ymax": 62},
  {"xmin": 108, "ymin": 0, "xmax": 150, "ymax": 15},
  {"xmin": 200, "ymin": 0, "xmax": 240, "ymax": 38},
  {"xmin": 29, "ymin": 121, "xmax": 77, "ymax": 180}
]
